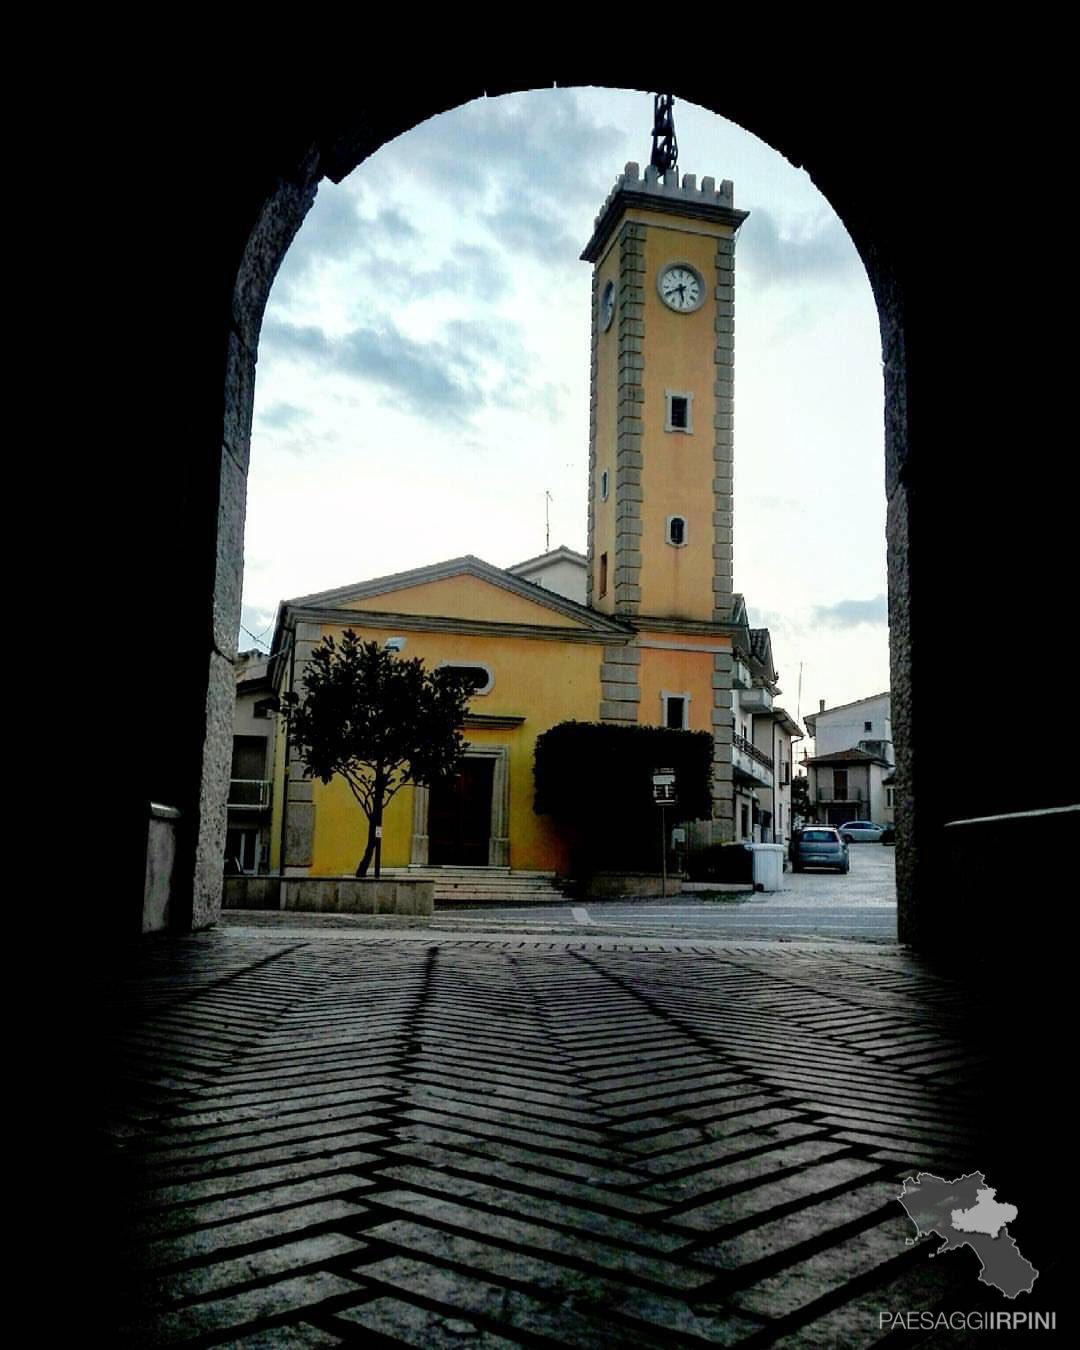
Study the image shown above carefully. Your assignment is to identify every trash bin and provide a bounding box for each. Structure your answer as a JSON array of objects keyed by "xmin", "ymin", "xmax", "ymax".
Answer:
[{"xmin": 748, "ymin": 844, "xmax": 785, "ymax": 893}]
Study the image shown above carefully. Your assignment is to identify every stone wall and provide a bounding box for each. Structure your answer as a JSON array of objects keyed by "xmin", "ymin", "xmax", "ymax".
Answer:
[
  {"xmin": 581, "ymin": 873, "xmax": 682, "ymax": 900},
  {"xmin": 143, "ymin": 804, "xmax": 181, "ymax": 932},
  {"xmin": 223, "ymin": 876, "xmax": 434, "ymax": 916}
]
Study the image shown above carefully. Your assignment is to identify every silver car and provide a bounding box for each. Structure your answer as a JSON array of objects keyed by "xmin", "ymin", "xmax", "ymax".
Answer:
[
  {"xmin": 839, "ymin": 820, "xmax": 885, "ymax": 843},
  {"xmin": 791, "ymin": 827, "xmax": 850, "ymax": 873}
]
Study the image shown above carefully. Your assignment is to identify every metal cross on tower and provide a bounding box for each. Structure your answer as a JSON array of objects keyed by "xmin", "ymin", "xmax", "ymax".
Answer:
[{"xmin": 650, "ymin": 94, "xmax": 678, "ymax": 178}]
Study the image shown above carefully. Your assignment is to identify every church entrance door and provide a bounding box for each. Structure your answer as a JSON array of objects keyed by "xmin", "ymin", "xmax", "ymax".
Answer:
[{"xmin": 428, "ymin": 756, "xmax": 495, "ymax": 866}]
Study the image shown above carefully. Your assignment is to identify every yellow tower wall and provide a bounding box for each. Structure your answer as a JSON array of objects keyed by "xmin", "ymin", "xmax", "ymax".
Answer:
[
  {"xmin": 591, "ymin": 245, "xmax": 620, "ymax": 613},
  {"xmin": 638, "ymin": 215, "xmax": 733, "ymax": 621},
  {"xmin": 636, "ymin": 633, "xmax": 732, "ymax": 734}
]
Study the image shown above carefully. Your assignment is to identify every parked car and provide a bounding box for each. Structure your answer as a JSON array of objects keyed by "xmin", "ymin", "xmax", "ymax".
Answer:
[
  {"xmin": 838, "ymin": 820, "xmax": 886, "ymax": 843},
  {"xmin": 790, "ymin": 827, "xmax": 849, "ymax": 873}
]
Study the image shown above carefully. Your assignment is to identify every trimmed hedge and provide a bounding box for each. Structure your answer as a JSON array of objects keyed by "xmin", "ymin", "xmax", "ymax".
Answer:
[
  {"xmin": 533, "ymin": 721, "xmax": 713, "ymax": 870},
  {"xmin": 684, "ymin": 842, "xmax": 754, "ymax": 883}
]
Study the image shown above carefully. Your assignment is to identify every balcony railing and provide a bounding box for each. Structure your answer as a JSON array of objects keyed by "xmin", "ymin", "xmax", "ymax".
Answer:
[
  {"xmin": 734, "ymin": 734, "xmax": 774, "ymax": 770},
  {"xmin": 733, "ymin": 734, "xmax": 774, "ymax": 788},
  {"xmin": 817, "ymin": 786, "xmax": 864, "ymax": 803},
  {"xmin": 228, "ymin": 778, "xmax": 271, "ymax": 809}
]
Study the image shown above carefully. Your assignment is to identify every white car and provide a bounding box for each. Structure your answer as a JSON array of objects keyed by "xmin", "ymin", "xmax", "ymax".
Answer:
[{"xmin": 839, "ymin": 820, "xmax": 885, "ymax": 842}]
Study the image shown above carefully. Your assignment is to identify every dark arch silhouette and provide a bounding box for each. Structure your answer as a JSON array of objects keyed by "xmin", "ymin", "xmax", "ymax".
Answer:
[{"xmin": 115, "ymin": 67, "xmax": 1074, "ymax": 972}]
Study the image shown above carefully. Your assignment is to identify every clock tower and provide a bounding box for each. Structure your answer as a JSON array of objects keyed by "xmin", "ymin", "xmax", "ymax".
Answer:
[
  {"xmin": 582, "ymin": 161, "xmax": 748, "ymax": 623},
  {"xmin": 581, "ymin": 149, "xmax": 751, "ymax": 841}
]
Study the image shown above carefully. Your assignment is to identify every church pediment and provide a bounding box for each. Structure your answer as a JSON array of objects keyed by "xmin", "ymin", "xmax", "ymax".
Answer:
[{"xmin": 283, "ymin": 556, "xmax": 626, "ymax": 633}]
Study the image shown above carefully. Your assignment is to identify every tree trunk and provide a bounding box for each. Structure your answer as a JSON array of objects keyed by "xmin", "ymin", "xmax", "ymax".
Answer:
[
  {"xmin": 373, "ymin": 772, "xmax": 385, "ymax": 879},
  {"xmin": 356, "ymin": 814, "xmax": 376, "ymax": 877},
  {"xmin": 355, "ymin": 772, "xmax": 386, "ymax": 879}
]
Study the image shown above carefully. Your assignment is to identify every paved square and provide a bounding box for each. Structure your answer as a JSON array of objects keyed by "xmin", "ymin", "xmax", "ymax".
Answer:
[{"xmin": 96, "ymin": 929, "xmax": 1033, "ymax": 1346}]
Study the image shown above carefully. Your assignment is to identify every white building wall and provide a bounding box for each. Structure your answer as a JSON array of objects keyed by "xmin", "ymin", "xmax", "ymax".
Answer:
[
  {"xmin": 867, "ymin": 765, "xmax": 888, "ymax": 822},
  {"xmin": 812, "ymin": 694, "xmax": 892, "ymax": 762},
  {"xmin": 507, "ymin": 554, "xmax": 587, "ymax": 603}
]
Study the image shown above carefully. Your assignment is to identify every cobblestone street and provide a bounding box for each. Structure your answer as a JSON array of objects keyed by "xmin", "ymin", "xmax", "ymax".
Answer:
[{"xmin": 95, "ymin": 928, "xmax": 1061, "ymax": 1346}]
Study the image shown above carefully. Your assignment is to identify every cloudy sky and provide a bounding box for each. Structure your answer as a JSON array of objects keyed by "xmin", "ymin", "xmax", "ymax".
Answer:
[{"xmin": 242, "ymin": 87, "xmax": 888, "ymax": 738}]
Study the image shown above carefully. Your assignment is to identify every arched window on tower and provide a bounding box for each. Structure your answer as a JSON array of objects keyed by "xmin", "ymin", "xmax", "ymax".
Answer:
[{"xmin": 666, "ymin": 515, "xmax": 687, "ymax": 547}]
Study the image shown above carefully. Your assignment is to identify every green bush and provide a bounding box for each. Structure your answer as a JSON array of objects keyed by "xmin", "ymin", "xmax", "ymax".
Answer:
[
  {"xmin": 685, "ymin": 842, "xmax": 753, "ymax": 883},
  {"xmin": 534, "ymin": 721, "xmax": 713, "ymax": 871}
]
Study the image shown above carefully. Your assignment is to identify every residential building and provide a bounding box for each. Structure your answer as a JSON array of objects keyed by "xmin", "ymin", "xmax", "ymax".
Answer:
[
  {"xmin": 730, "ymin": 634, "xmax": 803, "ymax": 848},
  {"xmin": 505, "ymin": 547, "xmax": 587, "ymax": 603},
  {"xmin": 803, "ymin": 747, "xmax": 893, "ymax": 827},
  {"xmin": 804, "ymin": 692, "xmax": 893, "ymax": 765},
  {"xmin": 803, "ymin": 693, "xmax": 894, "ymax": 827},
  {"xmin": 224, "ymin": 650, "xmax": 277, "ymax": 875}
]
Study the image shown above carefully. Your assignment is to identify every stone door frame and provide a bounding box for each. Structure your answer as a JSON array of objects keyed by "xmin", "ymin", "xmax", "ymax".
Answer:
[{"xmin": 411, "ymin": 743, "xmax": 510, "ymax": 867}]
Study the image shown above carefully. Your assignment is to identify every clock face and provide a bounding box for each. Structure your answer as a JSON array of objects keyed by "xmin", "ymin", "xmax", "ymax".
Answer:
[
  {"xmin": 600, "ymin": 279, "xmax": 615, "ymax": 331},
  {"xmin": 658, "ymin": 263, "xmax": 704, "ymax": 313}
]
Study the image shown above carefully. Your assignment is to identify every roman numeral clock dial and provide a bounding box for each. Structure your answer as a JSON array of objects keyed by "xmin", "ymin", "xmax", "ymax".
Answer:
[{"xmin": 658, "ymin": 263, "xmax": 704, "ymax": 313}]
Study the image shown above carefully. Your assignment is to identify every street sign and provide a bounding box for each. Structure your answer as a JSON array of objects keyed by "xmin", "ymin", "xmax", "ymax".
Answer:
[{"xmin": 653, "ymin": 767, "xmax": 677, "ymax": 804}]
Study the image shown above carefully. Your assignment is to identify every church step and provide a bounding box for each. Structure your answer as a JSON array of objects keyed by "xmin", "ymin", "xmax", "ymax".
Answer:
[
  {"xmin": 400, "ymin": 868, "xmax": 555, "ymax": 879},
  {"xmin": 380, "ymin": 866, "xmax": 573, "ymax": 905},
  {"xmin": 434, "ymin": 885, "xmax": 563, "ymax": 893}
]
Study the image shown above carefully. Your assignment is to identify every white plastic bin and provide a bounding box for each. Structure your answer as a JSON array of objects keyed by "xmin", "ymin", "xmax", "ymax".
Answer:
[{"xmin": 748, "ymin": 843, "xmax": 785, "ymax": 893}]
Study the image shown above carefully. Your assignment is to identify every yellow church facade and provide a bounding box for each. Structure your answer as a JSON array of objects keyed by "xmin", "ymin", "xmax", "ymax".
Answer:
[
  {"xmin": 267, "ymin": 552, "xmax": 747, "ymax": 877},
  {"xmin": 263, "ymin": 161, "xmax": 796, "ymax": 880}
]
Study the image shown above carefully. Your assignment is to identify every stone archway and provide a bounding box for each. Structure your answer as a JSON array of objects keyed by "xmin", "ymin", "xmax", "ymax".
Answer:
[{"xmin": 145, "ymin": 69, "xmax": 1074, "ymax": 964}]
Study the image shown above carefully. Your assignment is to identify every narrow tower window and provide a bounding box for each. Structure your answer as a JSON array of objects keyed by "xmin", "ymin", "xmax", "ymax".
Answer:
[
  {"xmin": 666, "ymin": 516, "xmax": 687, "ymax": 547},
  {"xmin": 600, "ymin": 468, "xmax": 609, "ymax": 501},
  {"xmin": 599, "ymin": 552, "xmax": 608, "ymax": 596}
]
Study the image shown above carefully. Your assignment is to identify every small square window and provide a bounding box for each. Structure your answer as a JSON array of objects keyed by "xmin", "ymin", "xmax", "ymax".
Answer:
[{"xmin": 664, "ymin": 389, "xmax": 694, "ymax": 434}]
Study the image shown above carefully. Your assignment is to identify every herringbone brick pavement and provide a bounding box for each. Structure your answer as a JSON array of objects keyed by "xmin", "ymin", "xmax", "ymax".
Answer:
[{"xmin": 92, "ymin": 931, "xmax": 1051, "ymax": 1346}]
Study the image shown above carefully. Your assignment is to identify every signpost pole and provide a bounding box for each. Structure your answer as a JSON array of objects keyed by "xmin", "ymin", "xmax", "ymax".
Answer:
[
  {"xmin": 660, "ymin": 803, "xmax": 667, "ymax": 894},
  {"xmin": 652, "ymin": 768, "xmax": 677, "ymax": 898}
]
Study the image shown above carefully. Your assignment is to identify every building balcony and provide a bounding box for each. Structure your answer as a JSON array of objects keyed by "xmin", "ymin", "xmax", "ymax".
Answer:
[
  {"xmin": 816, "ymin": 786, "xmax": 865, "ymax": 804},
  {"xmin": 733, "ymin": 734, "xmax": 774, "ymax": 788},
  {"xmin": 228, "ymin": 779, "xmax": 272, "ymax": 810},
  {"xmin": 739, "ymin": 687, "xmax": 773, "ymax": 712},
  {"xmin": 732, "ymin": 658, "xmax": 752, "ymax": 690}
]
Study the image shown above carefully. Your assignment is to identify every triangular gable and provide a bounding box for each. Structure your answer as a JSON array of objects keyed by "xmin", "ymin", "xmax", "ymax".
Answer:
[{"xmin": 284, "ymin": 556, "xmax": 626, "ymax": 632}]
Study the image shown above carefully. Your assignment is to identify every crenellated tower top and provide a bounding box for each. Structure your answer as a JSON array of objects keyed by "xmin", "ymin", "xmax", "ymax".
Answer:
[{"xmin": 581, "ymin": 162, "xmax": 744, "ymax": 264}]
